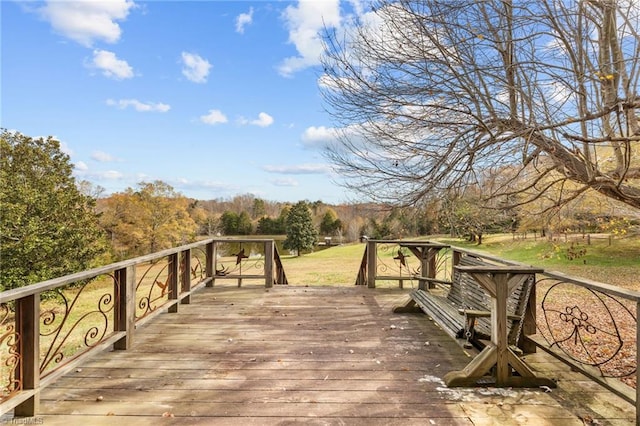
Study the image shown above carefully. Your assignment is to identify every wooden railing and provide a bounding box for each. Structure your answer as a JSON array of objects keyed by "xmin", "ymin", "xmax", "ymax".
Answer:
[
  {"xmin": 532, "ymin": 270, "xmax": 640, "ymax": 409},
  {"xmin": 0, "ymin": 238, "xmax": 287, "ymax": 416},
  {"xmin": 356, "ymin": 239, "xmax": 451, "ymax": 288},
  {"xmin": 3, "ymin": 237, "xmax": 638, "ymax": 421},
  {"xmin": 358, "ymin": 239, "xmax": 640, "ymax": 423},
  {"xmin": 208, "ymin": 238, "xmax": 288, "ymax": 287}
]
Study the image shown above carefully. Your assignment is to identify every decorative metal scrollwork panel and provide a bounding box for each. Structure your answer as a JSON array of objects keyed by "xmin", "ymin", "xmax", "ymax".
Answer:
[
  {"xmin": 537, "ymin": 278, "xmax": 636, "ymax": 384},
  {"xmin": 39, "ymin": 275, "xmax": 118, "ymax": 377},
  {"xmin": 215, "ymin": 242, "xmax": 265, "ymax": 278},
  {"xmin": 432, "ymin": 249, "xmax": 452, "ymax": 283},
  {"xmin": 376, "ymin": 243, "xmax": 419, "ymax": 278},
  {"xmin": 1, "ymin": 302, "xmax": 20, "ymax": 402},
  {"xmin": 135, "ymin": 258, "xmax": 172, "ymax": 320},
  {"xmin": 189, "ymin": 246, "xmax": 207, "ymax": 286}
]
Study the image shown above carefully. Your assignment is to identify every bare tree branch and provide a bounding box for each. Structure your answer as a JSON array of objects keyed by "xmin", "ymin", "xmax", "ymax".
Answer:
[{"xmin": 320, "ymin": 0, "xmax": 640, "ymax": 211}]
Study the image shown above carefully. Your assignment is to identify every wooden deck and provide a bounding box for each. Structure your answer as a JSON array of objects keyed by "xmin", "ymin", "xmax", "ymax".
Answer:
[{"xmin": 9, "ymin": 285, "xmax": 637, "ymax": 425}]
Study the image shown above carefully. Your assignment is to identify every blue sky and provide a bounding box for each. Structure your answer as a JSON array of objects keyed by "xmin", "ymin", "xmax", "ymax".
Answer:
[{"xmin": 2, "ymin": 0, "xmax": 365, "ymax": 204}]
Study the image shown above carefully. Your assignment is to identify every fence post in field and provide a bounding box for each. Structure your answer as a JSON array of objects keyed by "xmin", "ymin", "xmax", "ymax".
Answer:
[
  {"xmin": 14, "ymin": 294, "xmax": 40, "ymax": 416},
  {"xmin": 265, "ymin": 240, "xmax": 274, "ymax": 288},
  {"xmin": 168, "ymin": 253, "xmax": 179, "ymax": 313},
  {"xmin": 181, "ymin": 249, "xmax": 191, "ymax": 304},
  {"xmin": 114, "ymin": 265, "xmax": 136, "ymax": 350},
  {"xmin": 367, "ymin": 240, "xmax": 377, "ymax": 288}
]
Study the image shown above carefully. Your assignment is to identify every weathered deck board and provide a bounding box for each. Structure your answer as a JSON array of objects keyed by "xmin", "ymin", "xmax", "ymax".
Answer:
[{"xmin": 4, "ymin": 285, "xmax": 636, "ymax": 424}]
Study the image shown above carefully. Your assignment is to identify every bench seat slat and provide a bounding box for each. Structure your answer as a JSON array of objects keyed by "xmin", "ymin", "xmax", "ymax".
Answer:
[
  {"xmin": 411, "ymin": 289, "xmax": 463, "ymax": 340},
  {"xmin": 400, "ymin": 255, "xmax": 534, "ymax": 349}
]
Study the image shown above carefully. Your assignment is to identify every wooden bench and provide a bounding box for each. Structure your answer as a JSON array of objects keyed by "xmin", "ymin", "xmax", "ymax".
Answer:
[{"xmin": 393, "ymin": 255, "xmax": 536, "ymax": 350}]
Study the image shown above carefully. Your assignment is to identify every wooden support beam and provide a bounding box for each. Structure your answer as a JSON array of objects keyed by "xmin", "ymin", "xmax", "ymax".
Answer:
[
  {"xmin": 181, "ymin": 249, "xmax": 191, "ymax": 305},
  {"xmin": 14, "ymin": 294, "xmax": 40, "ymax": 416},
  {"xmin": 168, "ymin": 253, "xmax": 179, "ymax": 313},
  {"xmin": 114, "ymin": 265, "xmax": 136, "ymax": 350}
]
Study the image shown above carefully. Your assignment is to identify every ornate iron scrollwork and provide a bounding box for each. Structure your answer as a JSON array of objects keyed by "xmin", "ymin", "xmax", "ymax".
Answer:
[
  {"xmin": 189, "ymin": 247, "xmax": 207, "ymax": 284},
  {"xmin": 136, "ymin": 259, "xmax": 172, "ymax": 320},
  {"xmin": 39, "ymin": 276, "xmax": 117, "ymax": 376},
  {"xmin": 216, "ymin": 242, "xmax": 265, "ymax": 276},
  {"xmin": 376, "ymin": 243, "xmax": 418, "ymax": 277},
  {"xmin": 538, "ymin": 280, "xmax": 636, "ymax": 380},
  {"xmin": 1, "ymin": 303, "xmax": 20, "ymax": 401}
]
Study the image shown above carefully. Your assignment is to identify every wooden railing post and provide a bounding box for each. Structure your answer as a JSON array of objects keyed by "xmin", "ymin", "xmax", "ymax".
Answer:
[
  {"xmin": 426, "ymin": 248, "xmax": 437, "ymax": 290},
  {"xmin": 14, "ymin": 294, "xmax": 40, "ymax": 417},
  {"xmin": 168, "ymin": 253, "xmax": 179, "ymax": 313},
  {"xmin": 114, "ymin": 265, "xmax": 136, "ymax": 350},
  {"xmin": 520, "ymin": 276, "xmax": 537, "ymax": 354},
  {"xmin": 354, "ymin": 244, "xmax": 367, "ymax": 286},
  {"xmin": 265, "ymin": 241, "xmax": 274, "ymax": 288},
  {"xmin": 367, "ymin": 240, "xmax": 376, "ymax": 288},
  {"xmin": 452, "ymin": 249, "xmax": 461, "ymax": 267},
  {"xmin": 181, "ymin": 249, "xmax": 191, "ymax": 304},
  {"xmin": 210, "ymin": 241, "xmax": 219, "ymax": 288},
  {"xmin": 206, "ymin": 241, "xmax": 215, "ymax": 287}
]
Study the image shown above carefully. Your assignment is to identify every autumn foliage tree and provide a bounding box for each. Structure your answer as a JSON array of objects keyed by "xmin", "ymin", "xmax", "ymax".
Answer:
[
  {"xmin": 321, "ymin": 0, "xmax": 640, "ymax": 213},
  {"xmin": 99, "ymin": 181, "xmax": 197, "ymax": 258},
  {"xmin": 0, "ymin": 130, "xmax": 109, "ymax": 290}
]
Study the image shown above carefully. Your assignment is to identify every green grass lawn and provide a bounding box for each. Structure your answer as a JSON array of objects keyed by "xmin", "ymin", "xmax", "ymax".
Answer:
[
  {"xmin": 279, "ymin": 234, "xmax": 640, "ymax": 289},
  {"xmin": 279, "ymin": 243, "xmax": 365, "ymax": 286},
  {"xmin": 434, "ymin": 234, "xmax": 640, "ymax": 290}
]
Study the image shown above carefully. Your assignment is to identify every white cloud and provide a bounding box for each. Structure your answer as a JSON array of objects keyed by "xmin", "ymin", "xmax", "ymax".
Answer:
[
  {"xmin": 89, "ymin": 50, "xmax": 134, "ymax": 80},
  {"xmin": 102, "ymin": 170, "xmax": 124, "ymax": 180},
  {"xmin": 200, "ymin": 109, "xmax": 228, "ymax": 125},
  {"xmin": 171, "ymin": 178, "xmax": 233, "ymax": 192},
  {"xmin": 239, "ymin": 112, "xmax": 274, "ymax": 127},
  {"xmin": 74, "ymin": 169, "xmax": 124, "ymax": 180},
  {"xmin": 270, "ymin": 177, "xmax": 299, "ymax": 187},
  {"xmin": 318, "ymin": 73, "xmax": 361, "ymax": 92},
  {"xmin": 236, "ymin": 7, "xmax": 254, "ymax": 34},
  {"xmin": 91, "ymin": 151, "xmax": 117, "ymax": 162},
  {"xmin": 278, "ymin": 0, "xmax": 341, "ymax": 77},
  {"xmin": 106, "ymin": 99, "xmax": 170, "ymax": 112},
  {"xmin": 58, "ymin": 141, "xmax": 73, "ymax": 156},
  {"xmin": 38, "ymin": 0, "xmax": 135, "ymax": 47},
  {"xmin": 263, "ymin": 163, "xmax": 332, "ymax": 175},
  {"xmin": 253, "ymin": 112, "xmax": 274, "ymax": 127},
  {"xmin": 301, "ymin": 125, "xmax": 339, "ymax": 146},
  {"xmin": 181, "ymin": 52, "xmax": 212, "ymax": 83}
]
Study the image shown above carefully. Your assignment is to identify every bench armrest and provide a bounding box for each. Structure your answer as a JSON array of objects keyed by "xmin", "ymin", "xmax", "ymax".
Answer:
[
  {"xmin": 458, "ymin": 309, "xmax": 490, "ymax": 318},
  {"xmin": 457, "ymin": 308, "xmax": 521, "ymax": 321}
]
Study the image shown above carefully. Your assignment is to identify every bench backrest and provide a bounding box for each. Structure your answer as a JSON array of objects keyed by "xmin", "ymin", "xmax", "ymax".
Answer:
[{"xmin": 449, "ymin": 254, "xmax": 534, "ymax": 345}]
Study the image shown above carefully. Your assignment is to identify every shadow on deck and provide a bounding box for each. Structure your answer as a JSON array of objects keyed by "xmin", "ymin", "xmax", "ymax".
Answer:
[{"xmin": 13, "ymin": 285, "xmax": 637, "ymax": 425}]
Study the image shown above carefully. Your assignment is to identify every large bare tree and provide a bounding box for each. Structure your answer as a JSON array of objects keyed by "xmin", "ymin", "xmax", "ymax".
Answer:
[{"xmin": 320, "ymin": 0, "xmax": 640, "ymax": 211}]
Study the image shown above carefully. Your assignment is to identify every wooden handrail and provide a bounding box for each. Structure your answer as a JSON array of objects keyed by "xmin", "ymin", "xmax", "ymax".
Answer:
[{"xmin": 0, "ymin": 237, "xmax": 287, "ymax": 417}]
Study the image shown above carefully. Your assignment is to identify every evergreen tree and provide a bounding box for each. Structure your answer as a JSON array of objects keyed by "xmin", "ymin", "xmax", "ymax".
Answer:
[
  {"xmin": 320, "ymin": 209, "xmax": 342, "ymax": 235},
  {"xmin": 283, "ymin": 201, "xmax": 318, "ymax": 256},
  {"xmin": 256, "ymin": 216, "xmax": 285, "ymax": 235},
  {"xmin": 237, "ymin": 211, "xmax": 253, "ymax": 235},
  {"xmin": 0, "ymin": 130, "xmax": 109, "ymax": 290},
  {"xmin": 220, "ymin": 211, "xmax": 239, "ymax": 235}
]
